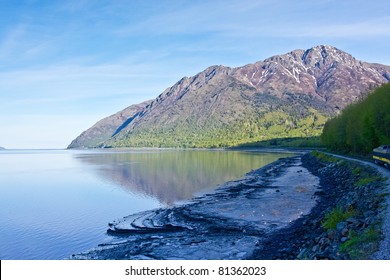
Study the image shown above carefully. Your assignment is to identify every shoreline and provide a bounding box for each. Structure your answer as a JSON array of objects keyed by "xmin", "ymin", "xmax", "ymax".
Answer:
[
  {"xmin": 253, "ymin": 152, "xmax": 387, "ymax": 259},
  {"xmin": 71, "ymin": 152, "xmax": 388, "ymax": 260}
]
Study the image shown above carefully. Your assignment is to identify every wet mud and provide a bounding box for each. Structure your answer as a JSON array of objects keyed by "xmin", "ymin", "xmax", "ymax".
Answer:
[{"xmin": 71, "ymin": 154, "xmax": 321, "ymax": 260}]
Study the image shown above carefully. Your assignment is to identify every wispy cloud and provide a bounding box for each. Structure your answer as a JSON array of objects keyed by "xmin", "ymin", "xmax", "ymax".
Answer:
[
  {"xmin": 0, "ymin": 24, "xmax": 27, "ymax": 59},
  {"xmin": 0, "ymin": 22, "xmax": 63, "ymax": 66},
  {"xmin": 274, "ymin": 17, "xmax": 390, "ymax": 38},
  {"xmin": 115, "ymin": 0, "xmax": 268, "ymax": 37},
  {"xmin": 115, "ymin": 0, "xmax": 390, "ymax": 40},
  {"xmin": 0, "ymin": 59, "xmax": 183, "ymax": 118}
]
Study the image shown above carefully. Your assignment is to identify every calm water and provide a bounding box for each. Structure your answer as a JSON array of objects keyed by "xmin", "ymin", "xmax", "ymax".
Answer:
[{"xmin": 0, "ymin": 149, "xmax": 292, "ymax": 259}]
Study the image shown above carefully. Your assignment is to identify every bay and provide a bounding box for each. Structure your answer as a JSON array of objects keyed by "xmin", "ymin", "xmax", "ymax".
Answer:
[{"xmin": 0, "ymin": 149, "xmax": 292, "ymax": 259}]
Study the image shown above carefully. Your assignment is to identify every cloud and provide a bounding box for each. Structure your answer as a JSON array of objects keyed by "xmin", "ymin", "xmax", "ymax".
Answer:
[
  {"xmin": 115, "ymin": 0, "xmax": 390, "ymax": 40},
  {"xmin": 276, "ymin": 17, "xmax": 390, "ymax": 38},
  {"xmin": 115, "ymin": 0, "xmax": 268, "ymax": 36},
  {"xmin": 0, "ymin": 58, "xmax": 186, "ymax": 121},
  {"xmin": 0, "ymin": 24, "xmax": 27, "ymax": 59},
  {"xmin": 0, "ymin": 21, "xmax": 63, "ymax": 65},
  {"xmin": 0, "ymin": 59, "xmax": 174, "ymax": 91}
]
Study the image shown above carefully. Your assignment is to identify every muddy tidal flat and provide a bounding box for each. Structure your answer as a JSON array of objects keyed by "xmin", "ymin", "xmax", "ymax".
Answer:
[{"xmin": 71, "ymin": 155, "xmax": 322, "ymax": 260}]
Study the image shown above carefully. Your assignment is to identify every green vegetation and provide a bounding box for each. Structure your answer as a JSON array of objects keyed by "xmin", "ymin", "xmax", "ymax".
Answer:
[
  {"xmin": 237, "ymin": 136, "xmax": 324, "ymax": 149},
  {"xmin": 312, "ymin": 151, "xmax": 385, "ymax": 259},
  {"xmin": 350, "ymin": 165, "xmax": 385, "ymax": 187},
  {"xmin": 351, "ymin": 166, "xmax": 363, "ymax": 175},
  {"xmin": 108, "ymin": 108, "xmax": 328, "ymax": 148},
  {"xmin": 340, "ymin": 226, "xmax": 381, "ymax": 259},
  {"xmin": 321, "ymin": 83, "xmax": 390, "ymax": 155},
  {"xmin": 321, "ymin": 206, "xmax": 357, "ymax": 230},
  {"xmin": 311, "ymin": 150, "xmax": 340, "ymax": 163},
  {"xmin": 356, "ymin": 176, "xmax": 383, "ymax": 187}
]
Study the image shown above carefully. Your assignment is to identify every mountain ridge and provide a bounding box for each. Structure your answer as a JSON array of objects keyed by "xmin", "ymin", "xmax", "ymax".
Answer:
[{"xmin": 68, "ymin": 45, "xmax": 390, "ymax": 149}]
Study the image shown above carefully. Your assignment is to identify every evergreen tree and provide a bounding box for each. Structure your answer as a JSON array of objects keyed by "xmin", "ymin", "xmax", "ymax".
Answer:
[{"xmin": 322, "ymin": 83, "xmax": 390, "ymax": 154}]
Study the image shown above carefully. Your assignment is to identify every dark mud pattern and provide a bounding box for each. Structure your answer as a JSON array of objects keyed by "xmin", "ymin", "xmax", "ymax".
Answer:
[
  {"xmin": 71, "ymin": 155, "xmax": 320, "ymax": 260},
  {"xmin": 70, "ymin": 153, "xmax": 386, "ymax": 260}
]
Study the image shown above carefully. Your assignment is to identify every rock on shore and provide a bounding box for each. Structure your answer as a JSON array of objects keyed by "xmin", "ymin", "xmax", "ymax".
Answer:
[{"xmin": 253, "ymin": 152, "xmax": 387, "ymax": 259}]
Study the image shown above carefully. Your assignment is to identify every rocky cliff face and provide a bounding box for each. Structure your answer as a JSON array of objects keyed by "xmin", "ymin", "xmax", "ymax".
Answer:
[
  {"xmin": 68, "ymin": 45, "xmax": 390, "ymax": 149},
  {"xmin": 234, "ymin": 45, "xmax": 389, "ymax": 108}
]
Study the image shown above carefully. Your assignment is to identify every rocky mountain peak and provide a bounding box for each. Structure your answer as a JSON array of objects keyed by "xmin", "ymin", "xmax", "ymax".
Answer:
[
  {"xmin": 232, "ymin": 45, "xmax": 390, "ymax": 107},
  {"xmin": 68, "ymin": 45, "xmax": 390, "ymax": 149},
  {"xmin": 301, "ymin": 45, "xmax": 357, "ymax": 68},
  {"xmin": 157, "ymin": 65, "xmax": 232, "ymax": 101}
]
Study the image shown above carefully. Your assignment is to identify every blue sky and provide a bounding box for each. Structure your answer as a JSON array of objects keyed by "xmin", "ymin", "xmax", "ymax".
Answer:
[{"xmin": 1, "ymin": 0, "xmax": 389, "ymax": 149}]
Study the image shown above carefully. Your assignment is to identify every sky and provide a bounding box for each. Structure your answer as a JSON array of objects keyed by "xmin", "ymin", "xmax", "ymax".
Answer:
[{"xmin": 0, "ymin": 0, "xmax": 389, "ymax": 149}]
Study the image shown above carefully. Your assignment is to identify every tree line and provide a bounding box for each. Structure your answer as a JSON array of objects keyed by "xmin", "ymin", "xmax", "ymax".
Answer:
[
  {"xmin": 109, "ymin": 109, "xmax": 327, "ymax": 149},
  {"xmin": 321, "ymin": 83, "xmax": 390, "ymax": 155}
]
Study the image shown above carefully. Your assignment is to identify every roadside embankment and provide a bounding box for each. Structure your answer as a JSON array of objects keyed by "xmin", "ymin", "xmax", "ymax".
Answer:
[{"xmin": 252, "ymin": 151, "xmax": 388, "ymax": 259}]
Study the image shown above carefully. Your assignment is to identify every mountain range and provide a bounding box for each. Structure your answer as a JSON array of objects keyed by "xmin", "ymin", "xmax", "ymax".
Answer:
[{"xmin": 68, "ymin": 45, "xmax": 390, "ymax": 149}]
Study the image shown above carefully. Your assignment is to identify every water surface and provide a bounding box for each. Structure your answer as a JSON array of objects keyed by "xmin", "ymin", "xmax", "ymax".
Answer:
[{"xmin": 0, "ymin": 149, "xmax": 291, "ymax": 259}]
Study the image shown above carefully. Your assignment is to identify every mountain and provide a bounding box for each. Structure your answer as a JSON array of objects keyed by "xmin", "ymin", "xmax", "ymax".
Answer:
[
  {"xmin": 0, "ymin": 147, "xmax": 5, "ymax": 150},
  {"xmin": 68, "ymin": 45, "xmax": 390, "ymax": 149},
  {"xmin": 68, "ymin": 100, "xmax": 152, "ymax": 149}
]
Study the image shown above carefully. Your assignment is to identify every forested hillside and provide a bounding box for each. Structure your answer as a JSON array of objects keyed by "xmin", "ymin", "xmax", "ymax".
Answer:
[{"xmin": 321, "ymin": 83, "xmax": 390, "ymax": 154}]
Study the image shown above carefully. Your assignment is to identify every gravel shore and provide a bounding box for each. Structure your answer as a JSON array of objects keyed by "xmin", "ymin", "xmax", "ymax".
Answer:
[{"xmin": 252, "ymin": 152, "xmax": 388, "ymax": 259}]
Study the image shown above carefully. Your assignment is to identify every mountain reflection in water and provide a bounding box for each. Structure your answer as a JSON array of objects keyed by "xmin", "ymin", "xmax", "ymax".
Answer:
[{"xmin": 73, "ymin": 149, "xmax": 293, "ymax": 205}]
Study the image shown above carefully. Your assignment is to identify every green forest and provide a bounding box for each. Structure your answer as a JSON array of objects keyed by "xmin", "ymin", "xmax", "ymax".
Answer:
[
  {"xmin": 107, "ymin": 108, "xmax": 328, "ymax": 148},
  {"xmin": 321, "ymin": 83, "xmax": 390, "ymax": 155}
]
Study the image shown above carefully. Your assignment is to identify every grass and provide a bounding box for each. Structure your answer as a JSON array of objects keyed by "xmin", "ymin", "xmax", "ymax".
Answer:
[
  {"xmin": 322, "ymin": 206, "xmax": 357, "ymax": 230},
  {"xmin": 356, "ymin": 176, "xmax": 383, "ymax": 187},
  {"xmin": 352, "ymin": 167, "xmax": 363, "ymax": 175},
  {"xmin": 353, "ymin": 165, "xmax": 385, "ymax": 187},
  {"xmin": 311, "ymin": 151, "xmax": 341, "ymax": 164},
  {"xmin": 340, "ymin": 226, "xmax": 381, "ymax": 259},
  {"xmin": 312, "ymin": 151, "xmax": 385, "ymax": 187},
  {"xmin": 312, "ymin": 150, "xmax": 386, "ymax": 259}
]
